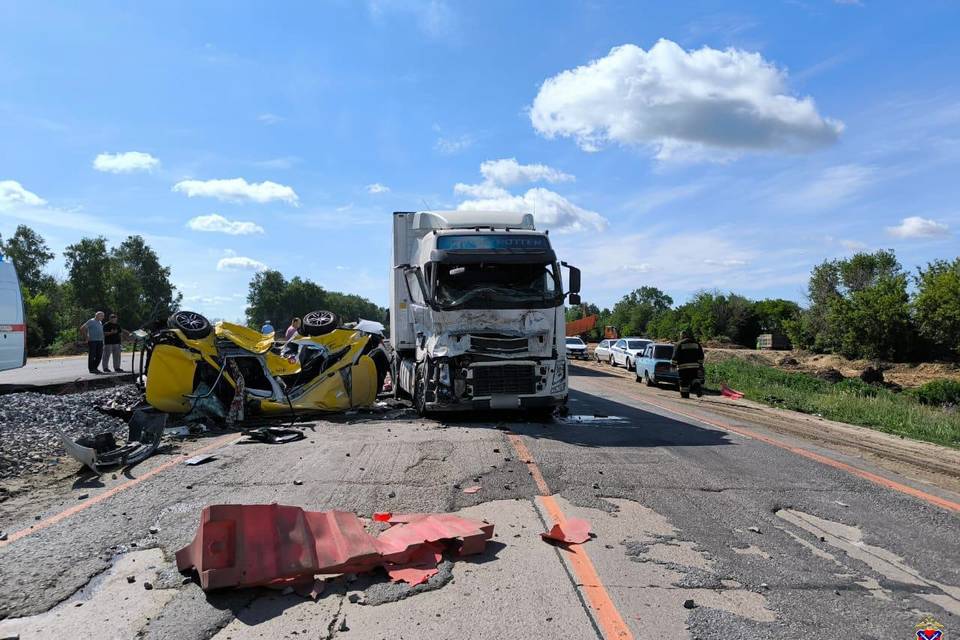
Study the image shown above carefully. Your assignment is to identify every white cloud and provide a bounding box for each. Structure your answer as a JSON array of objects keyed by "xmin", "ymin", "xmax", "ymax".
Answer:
[
  {"xmin": 217, "ymin": 255, "xmax": 269, "ymax": 272},
  {"xmin": 703, "ymin": 258, "xmax": 748, "ymax": 267},
  {"xmin": 435, "ymin": 134, "xmax": 474, "ymax": 155},
  {"xmin": 366, "ymin": 183, "xmax": 391, "ymax": 194},
  {"xmin": 529, "ymin": 39, "xmax": 843, "ymax": 158},
  {"xmin": 886, "ymin": 216, "xmax": 950, "ymax": 239},
  {"xmin": 336, "ymin": 203, "xmax": 354, "ymax": 212},
  {"xmin": 453, "ymin": 182, "xmax": 510, "ymax": 199},
  {"xmin": 186, "ymin": 214, "xmax": 265, "ymax": 236},
  {"xmin": 479, "ymin": 158, "xmax": 574, "ymax": 186},
  {"xmin": 173, "ymin": 178, "xmax": 299, "ymax": 205},
  {"xmin": 457, "ymin": 187, "xmax": 606, "ymax": 233},
  {"xmin": 0, "ymin": 180, "xmax": 46, "ymax": 207},
  {"xmin": 796, "ymin": 164, "xmax": 876, "ymax": 206},
  {"xmin": 840, "ymin": 239, "xmax": 866, "ymax": 251},
  {"xmin": 93, "ymin": 151, "xmax": 160, "ymax": 173},
  {"xmin": 258, "ymin": 113, "xmax": 283, "ymax": 125}
]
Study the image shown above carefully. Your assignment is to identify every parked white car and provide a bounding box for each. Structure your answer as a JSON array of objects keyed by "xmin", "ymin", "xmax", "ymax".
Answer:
[
  {"xmin": 609, "ymin": 337, "xmax": 652, "ymax": 371},
  {"xmin": 0, "ymin": 257, "xmax": 26, "ymax": 372},
  {"xmin": 594, "ymin": 339, "xmax": 614, "ymax": 363},
  {"xmin": 565, "ymin": 336, "xmax": 588, "ymax": 360}
]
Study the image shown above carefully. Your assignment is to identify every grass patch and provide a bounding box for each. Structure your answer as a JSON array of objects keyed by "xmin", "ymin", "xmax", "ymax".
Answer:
[{"xmin": 706, "ymin": 358, "xmax": 960, "ymax": 448}]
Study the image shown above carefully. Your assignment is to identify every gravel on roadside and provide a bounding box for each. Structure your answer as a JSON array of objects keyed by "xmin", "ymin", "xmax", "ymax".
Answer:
[{"xmin": 0, "ymin": 385, "xmax": 143, "ymax": 480}]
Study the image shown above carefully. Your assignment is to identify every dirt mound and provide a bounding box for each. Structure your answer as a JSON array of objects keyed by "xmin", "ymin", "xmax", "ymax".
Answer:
[{"xmin": 704, "ymin": 348, "xmax": 960, "ymax": 389}]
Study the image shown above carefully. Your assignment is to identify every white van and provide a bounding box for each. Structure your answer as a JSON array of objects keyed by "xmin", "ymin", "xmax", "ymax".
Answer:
[{"xmin": 0, "ymin": 257, "xmax": 27, "ymax": 372}]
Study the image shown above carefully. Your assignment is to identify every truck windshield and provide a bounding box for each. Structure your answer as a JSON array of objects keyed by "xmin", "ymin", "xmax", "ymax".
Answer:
[{"xmin": 434, "ymin": 262, "xmax": 561, "ymax": 309}]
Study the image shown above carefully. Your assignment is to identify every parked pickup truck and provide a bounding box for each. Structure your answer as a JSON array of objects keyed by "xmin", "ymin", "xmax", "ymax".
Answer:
[{"xmin": 635, "ymin": 342, "xmax": 705, "ymax": 388}]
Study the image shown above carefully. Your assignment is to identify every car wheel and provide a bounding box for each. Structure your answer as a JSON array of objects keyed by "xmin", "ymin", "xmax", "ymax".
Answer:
[
  {"xmin": 609, "ymin": 355, "xmax": 616, "ymax": 367},
  {"xmin": 302, "ymin": 309, "xmax": 340, "ymax": 336},
  {"xmin": 168, "ymin": 310, "xmax": 212, "ymax": 339},
  {"xmin": 644, "ymin": 371, "xmax": 655, "ymax": 387},
  {"xmin": 626, "ymin": 357, "xmax": 633, "ymax": 371}
]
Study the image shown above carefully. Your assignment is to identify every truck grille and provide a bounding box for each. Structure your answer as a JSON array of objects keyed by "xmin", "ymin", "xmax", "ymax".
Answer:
[
  {"xmin": 469, "ymin": 334, "xmax": 528, "ymax": 354},
  {"xmin": 472, "ymin": 364, "xmax": 536, "ymax": 396}
]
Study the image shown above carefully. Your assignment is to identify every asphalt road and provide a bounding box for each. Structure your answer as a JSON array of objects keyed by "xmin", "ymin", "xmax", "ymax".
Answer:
[
  {"xmin": 0, "ymin": 364, "xmax": 957, "ymax": 639},
  {"xmin": 0, "ymin": 354, "xmax": 135, "ymax": 392}
]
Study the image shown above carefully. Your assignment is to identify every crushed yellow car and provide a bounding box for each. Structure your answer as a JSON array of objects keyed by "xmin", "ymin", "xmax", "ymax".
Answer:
[{"xmin": 142, "ymin": 310, "xmax": 389, "ymax": 420}]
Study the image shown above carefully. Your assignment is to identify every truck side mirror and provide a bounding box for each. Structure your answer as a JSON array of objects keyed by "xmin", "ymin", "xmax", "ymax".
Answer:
[
  {"xmin": 568, "ymin": 266, "xmax": 581, "ymax": 294},
  {"xmin": 569, "ymin": 293, "xmax": 581, "ymax": 305}
]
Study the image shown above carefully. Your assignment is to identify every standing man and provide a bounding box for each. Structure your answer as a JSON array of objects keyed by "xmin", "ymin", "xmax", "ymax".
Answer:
[
  {"xmin": 284, "ymin": 317, "xmax": 301, "ymax": 341},
  {"xmin": 101, "ymin": 313, "xmax": 124, "ymax": 373},
  {"xmin": 672, "ymin": 329, "xmax": 705, "ymax": 399},
  {"xmin": 79, "ymin": 311, "xmax": 105, "ymax": 374}
]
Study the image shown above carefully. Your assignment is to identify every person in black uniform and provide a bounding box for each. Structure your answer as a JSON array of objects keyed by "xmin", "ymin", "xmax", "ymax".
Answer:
[{"xmin": 672, "ymin": 329, "xmax": 704, "ymax": 399}]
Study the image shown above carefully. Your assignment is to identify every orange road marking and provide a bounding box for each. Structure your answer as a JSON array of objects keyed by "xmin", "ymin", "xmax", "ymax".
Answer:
[
  {"xmin": 634, "ymin": 396, "xmax": 960, "ymax": 514},
  {"xmin": 508, "ymin": 434, "xmax": 633, "ymax": 640},
  {"xmin": 0, "ymin": 433, "xmax": 241, "ymax": 548}
]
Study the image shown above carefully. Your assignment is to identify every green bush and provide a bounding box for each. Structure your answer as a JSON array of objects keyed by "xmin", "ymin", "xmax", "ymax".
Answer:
[
  {"xmin": 49, "ymin": 328, "xmax": 81, "ymax": 356},
  {"xmin": 707, "ymin": 358, "xmax": 960, "ymax": 448},
  {"xmin": 906, "ymin": 379, "xmax": 960, "ymax": 407}
]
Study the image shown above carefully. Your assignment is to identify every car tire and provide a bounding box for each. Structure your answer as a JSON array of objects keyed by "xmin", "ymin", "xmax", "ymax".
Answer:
[
  {"xmin": 644, "ymin": 371, "xmax": 655, "ymax": 387},
  {"xmin": 302, "ymin": 310, "xmax": 340, "ymax": 336},
  {"xmin": 168, "ymin": 310, "xmax": 212, "ymax": 340},
  {"xmin": 626, "ymin": 357, "xmax": 633, "ymax": 371},
  {"xmin": 609, "ymin": 355, "xmax": 616, "ymax": 367}
]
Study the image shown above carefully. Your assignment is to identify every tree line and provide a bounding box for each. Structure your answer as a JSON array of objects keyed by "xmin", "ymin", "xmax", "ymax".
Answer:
[
  {"xmin": 568, "ymin": 249, "xmax": 960, "ymax": 362},
  {"xmin": 244, "ymin": 270, "xmax": 387, "ymax": 329},
  {"xmin": 1, "ymin": 225, "xmax": 387, "ymax": 355}
]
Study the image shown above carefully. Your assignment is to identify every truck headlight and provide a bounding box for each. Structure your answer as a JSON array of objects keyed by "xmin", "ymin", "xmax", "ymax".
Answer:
[{"xmin": 551, "ymin": 360, "xmax": 567, "ymax": 393}]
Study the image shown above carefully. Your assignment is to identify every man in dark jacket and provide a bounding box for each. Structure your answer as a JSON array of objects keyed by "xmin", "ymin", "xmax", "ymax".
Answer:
[{"xmin": 672, "ymin": 329, "xmax": 704, "ymax": 399}]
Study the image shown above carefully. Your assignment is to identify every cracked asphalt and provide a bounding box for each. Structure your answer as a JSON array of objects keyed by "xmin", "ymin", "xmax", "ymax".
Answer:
[{"xmin": 0, "ymin": 363, "xmax": 958, "ymax": 639}]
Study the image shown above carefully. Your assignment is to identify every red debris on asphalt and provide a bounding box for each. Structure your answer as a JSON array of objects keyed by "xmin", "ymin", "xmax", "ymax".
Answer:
[
  {"xmin": 462, "ymin": 486, "xmax": 481, "ymax": 494},
  {"xmin": 176, "ymin": 504, "xmax": 494, "ymax": 591},
  {"xmin": 721, "ymin": 384, "xmax": 744, "ymax": 400},
  {"xmin": 541, "ymin": 518, "xmax": 592, "ymax": 545},
  {"xmin": 373, "ymin": 512, "xmax": 392, "ymax": 522}
]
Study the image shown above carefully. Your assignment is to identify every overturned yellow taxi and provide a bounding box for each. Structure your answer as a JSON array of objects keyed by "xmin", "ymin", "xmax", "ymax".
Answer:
[{"xmin": 142, "ymin": 310, "xmax": 389, "ymax": 419}]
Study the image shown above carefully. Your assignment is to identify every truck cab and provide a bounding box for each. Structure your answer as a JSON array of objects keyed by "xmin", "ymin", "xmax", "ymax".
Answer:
[{"xmin": 390, "ymin": 210, "xmax": 580, "ymax": 415}]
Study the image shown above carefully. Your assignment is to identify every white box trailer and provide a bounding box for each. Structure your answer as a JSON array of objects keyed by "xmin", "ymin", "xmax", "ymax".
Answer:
[{"xmin": 390, "ymin": 210, "xmax": 581, "ymax": 416}]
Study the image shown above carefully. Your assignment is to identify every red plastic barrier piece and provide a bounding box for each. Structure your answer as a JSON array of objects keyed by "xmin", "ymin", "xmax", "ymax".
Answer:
[
  {"xmin": 721, "ymin": 384, "xmax": 744, "ymax": 400},
  {"xmin": 385, "ymin": 541, "xmax": 444, "ymax": 585},
  {"xmin": 175, "ymin": 505, "xmax": 380, "ymax": 590},
  {"xmin": 373, "ymin": 512, "xmax": 392, "ymax": 522},
  {"xmin": 376, "ymin": 513, "xmax": 494, "ymax": 561},
  {"xmin": 176, "ymin": 505, "xmax": 495, "ymax": 591},
  {"xmin": 541, "ymin": 518, "xmax": 592, "ymax": 545}
]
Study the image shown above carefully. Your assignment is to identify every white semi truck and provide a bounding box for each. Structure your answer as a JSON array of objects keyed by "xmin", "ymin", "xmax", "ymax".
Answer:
[{"xmin": 390, "ymin": 210, "xmax": 581, "ymax": 416}]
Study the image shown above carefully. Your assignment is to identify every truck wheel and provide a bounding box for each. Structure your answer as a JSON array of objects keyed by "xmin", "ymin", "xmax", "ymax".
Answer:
[
  {"xmin": 645, "ymin": 371, "xmax": 656, "ymax": 387},
  {"xmin": 413, "ymin": 364, "xmax": 428, "ymax": 416},
  {"xmin": 168, "ymin": 310, "xmax": 211, "ymax": 339},
  {"xmin": 302, "ymin": 310, "xmax": 340, "ymax": 336},
  {"xmin": 635, "ymin": 368, "xmax": 642, "ymax": 383}
]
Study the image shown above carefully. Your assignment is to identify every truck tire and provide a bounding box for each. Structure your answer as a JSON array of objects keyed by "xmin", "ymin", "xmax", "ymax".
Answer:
[
  {"xmin": 413, "ymin": 364, "xmax": 428, "ymax": 416},
  {"xmin": 644, "ymin": 371, "xmax": 656, "ymax": 387},
  {"xmin": 168, "ymin": 311, "xmax": 212, "ymax": 339},
  {"xmin": 302, "ymin": 310, "xmax": 340, "ymax": 336}
]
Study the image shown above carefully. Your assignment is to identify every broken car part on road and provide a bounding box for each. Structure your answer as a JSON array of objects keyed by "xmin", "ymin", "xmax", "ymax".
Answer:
[
  {"xmin": 57, "ymin": 406, "xmax": 166, "ymax": 473},
  {"xmin": 142, "ymin": 310, "xmax": 389, "ymax": 422},
  {"xmin": 541, "ymin": 518, "xmax": 593, "ymax": 545},
  {"xmin": 176, "ymin": 504, "xmax": 495, "ymax": 591}
]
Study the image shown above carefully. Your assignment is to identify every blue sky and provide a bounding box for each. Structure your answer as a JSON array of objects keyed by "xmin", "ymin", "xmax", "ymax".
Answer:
[{"xmin": 1, "ymin": 0, "xmax": 958, "ymax": 321}]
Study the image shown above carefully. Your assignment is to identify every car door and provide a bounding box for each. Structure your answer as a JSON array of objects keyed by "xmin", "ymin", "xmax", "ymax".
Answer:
[
  {"xmin": 595, "ymin": 340, "xmax": 607, "ymax": 359},
  {"xmin": 613, "ymin": 339, "xmax": 626, "ymax": 364},
  {"xmin": 639, "ymin": 345, "xmax": 651, "ymax": 376}
]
